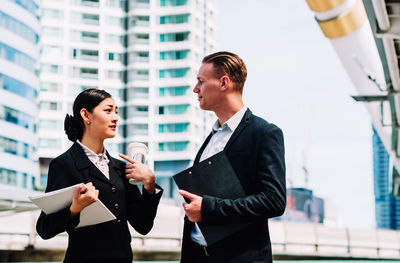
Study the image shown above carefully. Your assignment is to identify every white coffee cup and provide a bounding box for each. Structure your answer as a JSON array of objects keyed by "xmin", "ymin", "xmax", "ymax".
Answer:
[{"xmin": 127, "ymin": 142, "xmax": 148, "ymax": 185}]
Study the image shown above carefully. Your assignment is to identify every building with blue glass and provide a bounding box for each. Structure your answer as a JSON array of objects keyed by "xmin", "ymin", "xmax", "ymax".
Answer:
[
  {"xmin": 372, "ymin": 127, "xmax": 400, "ymax": 229},
  {"xmin": 0, "ymin": 0, "xmax": 39, "ymax": 190}
]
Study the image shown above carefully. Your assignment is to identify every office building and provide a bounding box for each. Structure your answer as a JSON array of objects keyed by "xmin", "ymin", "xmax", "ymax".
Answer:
[
  {"xmin": 372, "ymin": 126, "xmax": 400, "ymax": 229},
  {"xmin": 0, "ymin": 0, "xmax": 40, "ymax": 190},
  {"xmin": 38, "ymin": 0, "xmax": 217, "ymax": 198}
]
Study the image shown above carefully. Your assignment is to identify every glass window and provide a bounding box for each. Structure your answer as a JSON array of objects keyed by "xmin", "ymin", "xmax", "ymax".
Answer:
[
  {"xmin": 159, "ymin": 32, "xmax": 189, "ymax": 42},
  {"xmin": 41, "ymin": 64, "xmax": 61, "ymax": 74},
  {"xmin": 128, "ymin": 69, "xmax": 149, "ymax": 81},
  {"xmin": 41, "ymin": 45, "xmax": 62, "ymax": 56},
  {"xmin": 11, "ymin": 0, "xmax": 38, "ymax": 15},
  {"xmin": 74, "ymin": 0, "xmax": 100, "ymax": 7},
  {"xmin": 106, "ymin": 34, "xmax": 124, "ymax": 44},
  {"xmin": 130, "ymin": 33, "xmax": 149, "ymax": 45},
  {"xmin": 0, "ymin": 11, "xmax": 38, "ymax": 43},
  {"xmin": 39, "ymin": 120, "xmax": 59, "ymax": 130},
  {"xmin": 158, "ymin": 141, "xmax": 189, "ymax": 151},
  {"xmin": 159, "ymin": 68, "xmax": 189, "ymax": 78},
  {"xmin": 157, "ymin": 104, "xmax": 189, "ymax": 115},
  {"xmin": 107, "ymin": 0, "xmax": 125, "ymax": 8},
  {"xmin": 40, "ymin": 82, "xmax": 61, "ymax": 92},
  {"xmin": 39, "ymin": 138, "xmax": 61, "ymax": 149},
  {"xmin": 0, "ymin": 73, "xmax": 36, "ymax": 100},
  {"xmin": 42, "ymin": 26, "xmax": 63, "ymax": 38},
  {"xmin": 158, "ymin": 123, "xmax": 189, "ymax": 133},
  {"xmin": 79, "ymin": 68, "xmax": 98, "ymax": 79},
  {"xmin": 0, "ymin": 42, "xmax": 35, "ymax": 72},
  {"xmin": 107, "ymin": 52, "xmax": 123, "ymax": 62},
  {"xmin": 72, "ymin": 49, "xmax": 99, "ymax": 61},
  {"xmin": 159, "ymin": 86, "xmax": 189, "ymax": 96},
  {"xmin": 0, "ymin": 167, "xmax": 17, "ymax": 186},
  {"xmin": 127, "ymin": 87, "xmax": 149, "ymax": 99},
  {"xmin": 160, "ymin": 0, "xmax": 188, "ymax": 6},
  {"xmin": 131, "ymin": 16, "xmax": 150, "ymax": 27},
  {"xmin": 159, "ymin": 50, "xmax": 189, "ymax": 60},
  {"xmin": 72, "ymin": 30, "xmax": 99, "ymax": 43},
  {"xmin": 106, "ymin": 70, "xmax": 123, "ymax": 80},
  {"xmin": 42, "ymin": 8, "xmax": 63, "ymax": 18},
  {"xmin": 159, "ymin": 14, "xmax": 189, "ymax": 24},
  {"xmin": 128, "ymin": 105, "xmax": 148, "ymax": 117},
  {"xmin": 0, "ymin": 136, "xmax": 17, "ymax": 155},
  {"xmin": 128, "ymin": 123, "xmax": 148, "ymax": 135},
  {"xmin": 0, "ymin": 105, "xmax": 34, "ymax": 130},
  {"xmin": 106, "ymin": 16, "xmax": 124, "ymax": 27},
  {"xmin": 39, "ymin": 101, "xmax": 59, "ymax": 111}
]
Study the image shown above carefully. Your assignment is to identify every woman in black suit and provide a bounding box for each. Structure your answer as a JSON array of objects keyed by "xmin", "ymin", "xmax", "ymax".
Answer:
[{"xmin": 36, "ymin": 89, "xmax": 163, "ymax": 263}]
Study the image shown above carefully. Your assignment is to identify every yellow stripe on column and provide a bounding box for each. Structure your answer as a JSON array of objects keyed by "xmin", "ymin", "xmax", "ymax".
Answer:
[
  {"xmin": 306, "ymin": 0, "xmax": 346, "ymax": 12},
  {"xmin": 317, "ymin": 0, "xmax": 367, "ymax": 39}
]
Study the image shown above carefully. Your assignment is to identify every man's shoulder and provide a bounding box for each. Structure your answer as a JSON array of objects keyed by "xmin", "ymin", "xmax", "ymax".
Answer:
[{"xmin": 249, "ymin": 113, "xmax": 282, "ymax": 134}]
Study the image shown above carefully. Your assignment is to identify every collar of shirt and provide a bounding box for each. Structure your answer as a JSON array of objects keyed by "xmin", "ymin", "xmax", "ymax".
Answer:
[
  {"xmin": 212, "ymin": 106, "xmax": 247, "ymax": 134},
  {"xmin": 77, "ymin": 140, "xmax": 110, "ymax": 164}
]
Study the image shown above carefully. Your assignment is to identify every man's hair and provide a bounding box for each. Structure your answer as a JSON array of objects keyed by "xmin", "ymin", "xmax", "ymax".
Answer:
[{"xmin": 202, "ymin": 51, "xmax": 247, "ymax": 94}]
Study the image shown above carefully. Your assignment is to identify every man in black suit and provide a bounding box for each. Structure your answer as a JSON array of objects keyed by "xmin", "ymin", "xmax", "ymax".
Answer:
[{"xmin": 179, "ymin": 51, "xmax": 286, "ymax": 263}]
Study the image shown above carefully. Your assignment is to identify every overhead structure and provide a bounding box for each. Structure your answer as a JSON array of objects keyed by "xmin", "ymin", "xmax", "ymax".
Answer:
[
  {"xmin": 305, "ymin": 0, "xmax": 400, "ymax": 184},
  {"xmin": 0, "ymin": 185, "xmax": 39, "ymax": 216}
]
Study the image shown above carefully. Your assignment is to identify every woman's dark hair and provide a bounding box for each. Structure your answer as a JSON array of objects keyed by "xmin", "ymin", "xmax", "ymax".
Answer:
[{"xmin": 64, "ymin": 89, "xmax": 112, "ymax": 142}]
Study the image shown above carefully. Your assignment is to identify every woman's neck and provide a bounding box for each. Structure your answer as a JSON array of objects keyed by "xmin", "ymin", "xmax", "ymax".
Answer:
[{"xmin": 80, "ymin": 135, "xmax": 104, "ymax": 154}]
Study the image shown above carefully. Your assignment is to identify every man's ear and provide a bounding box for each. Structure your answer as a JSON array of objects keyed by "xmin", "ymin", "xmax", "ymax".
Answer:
[{"xmin": 221, "ymin": 76, "xmax": 230, "ymax": 91}]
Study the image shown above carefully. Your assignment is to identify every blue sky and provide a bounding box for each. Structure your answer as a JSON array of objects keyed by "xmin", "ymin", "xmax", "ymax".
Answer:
[{"xmin": 217, "ymin": 0, "xmax": 375, "ymax": 228}]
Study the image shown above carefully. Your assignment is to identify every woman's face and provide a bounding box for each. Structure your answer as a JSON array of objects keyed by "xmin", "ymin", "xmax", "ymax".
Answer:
[{"xmin": 86, "ymin": 98, "xmax": 119, "ymax": 140}]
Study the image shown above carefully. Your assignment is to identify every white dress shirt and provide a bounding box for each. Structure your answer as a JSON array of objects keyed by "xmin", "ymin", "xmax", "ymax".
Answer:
[
  {"xmin": 77, "ymin": 141, "xmax": 110, "ymax": 179},
  {"xmin": 191, "ymin": 106, "xmax": 247, "ymax": 246}
]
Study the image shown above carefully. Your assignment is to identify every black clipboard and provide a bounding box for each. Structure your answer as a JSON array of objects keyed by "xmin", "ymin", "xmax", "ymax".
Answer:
[{"xmin": 173, "ymin": 151, "xmax": 249, "ymax": 246}]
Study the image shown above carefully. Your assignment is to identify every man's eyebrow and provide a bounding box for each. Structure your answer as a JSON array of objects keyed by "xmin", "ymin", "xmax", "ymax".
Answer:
[{"xmin": 105, "ymin": 104, "xmax": 115, "ymax": 107}]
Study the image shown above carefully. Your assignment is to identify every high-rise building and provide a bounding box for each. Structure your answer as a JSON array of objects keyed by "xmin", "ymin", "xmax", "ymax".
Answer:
[
  {"xmin": 372, "ymin": 126, "xmax": 400, "ymax": 229},
  {"xmin": 38, "ymin": 0, "xmax": 217, "ymax": 198},
  {"xmin": 0, "ymin": 0, "xmax": 40, "ymax": 191},
  {"xmin": 127, "ymin": 0, "xmax": 216, "ymax": 198},
  {"xmin": 38, "ymin": 0, "xmax": 126, "ymax": 186}
]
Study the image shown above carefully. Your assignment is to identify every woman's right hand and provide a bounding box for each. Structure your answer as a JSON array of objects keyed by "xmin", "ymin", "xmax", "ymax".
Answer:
[{"xmin": 70, "ymin": 182, "xmax": 99, "ymax": 217}]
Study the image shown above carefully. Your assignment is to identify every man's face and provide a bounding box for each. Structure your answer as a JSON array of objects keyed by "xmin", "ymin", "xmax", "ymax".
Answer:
[{"xmin": 193, "ymin": 63, "xmax": 222, "ymax": 111}]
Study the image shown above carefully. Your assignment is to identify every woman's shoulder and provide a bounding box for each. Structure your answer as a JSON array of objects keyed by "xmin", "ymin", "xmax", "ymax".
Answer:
[{"xmin": 49, "ymin": 145, "xmax": 75, "ymax": 167}]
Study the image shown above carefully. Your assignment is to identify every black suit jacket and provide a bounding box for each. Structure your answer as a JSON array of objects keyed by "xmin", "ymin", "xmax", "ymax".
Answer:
[
  {"xmin": 181, "ymin": 109, "xmax": 286, "ymax": 263},
  {"xmin": 36, "ymin": 143, "xmax": 163, "ymax": 263}
]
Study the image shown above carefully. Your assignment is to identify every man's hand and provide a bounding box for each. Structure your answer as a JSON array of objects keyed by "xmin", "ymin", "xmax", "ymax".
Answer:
[{"xmin": 179, "ymin": 190, "xmax": 203, "ymax": 222}]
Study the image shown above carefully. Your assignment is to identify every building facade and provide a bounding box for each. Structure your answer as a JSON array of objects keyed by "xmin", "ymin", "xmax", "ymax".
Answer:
[
  {"xmin": 38, "ymin": 0, "xmax": 216, "ymax": 198},
  {"xmin": 372, "ymin": 126, "xmax": 400, "ymax": 229},
  {"xmin": 0, "ymin": 0, "xmax": 40, "ymax": 190}
]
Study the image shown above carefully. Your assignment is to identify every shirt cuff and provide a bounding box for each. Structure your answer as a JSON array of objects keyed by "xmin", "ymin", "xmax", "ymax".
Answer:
[{"xmin": 142, "ymin": 184, "xmax": 163, "ymax": 198}]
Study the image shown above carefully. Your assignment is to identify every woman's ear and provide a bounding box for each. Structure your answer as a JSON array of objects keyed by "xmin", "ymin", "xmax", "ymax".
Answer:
[{"xmin": 80, "ymin": 108, "xmax": 91, "ymax": 125}]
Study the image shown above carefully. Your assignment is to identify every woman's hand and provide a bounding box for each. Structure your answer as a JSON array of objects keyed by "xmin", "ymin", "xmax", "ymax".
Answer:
[
  {"xmin": 70, "ymin": 182, "xmax": 99, "ymax": 217},
  {"xmin": 119, "ymin": 154, "xmax": 156, "ymax": 194}
]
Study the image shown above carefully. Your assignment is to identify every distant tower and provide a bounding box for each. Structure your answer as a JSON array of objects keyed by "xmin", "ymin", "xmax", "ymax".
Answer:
[{"xmin": 372, "ymin": 126, "xmax": 400, "ymax": 229}]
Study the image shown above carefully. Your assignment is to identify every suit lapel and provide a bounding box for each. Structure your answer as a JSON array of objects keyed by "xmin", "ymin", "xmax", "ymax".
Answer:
[
  {"xmin": 107, "ymin": 152, "xmax": 124, "ymax": 186},
  {"xmin": 224, "ymin": 108, "xmax": 253, "ymax": 152},
  {"xmin": 69, "ymin": 142, "xmax": 112, "ymax": 185}
]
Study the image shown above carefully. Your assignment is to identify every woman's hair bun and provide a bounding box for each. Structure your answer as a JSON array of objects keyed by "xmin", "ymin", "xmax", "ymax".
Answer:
[{"xmin": 64, "ymin": 114, "xmax": 82, "ymax": 142}]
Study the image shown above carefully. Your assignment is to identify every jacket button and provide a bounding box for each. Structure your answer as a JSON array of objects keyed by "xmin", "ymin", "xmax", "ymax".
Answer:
[
  {"xmin": 117, "ymin": 219, "xmax": 121, "ymax": 223},
  {"xmin": 111, "ymin": 187, "xmax": 116, "ymax": 193},
  {"xmin": 114, "ymin": 204, "xmax": 119, "ymax": 209}
]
